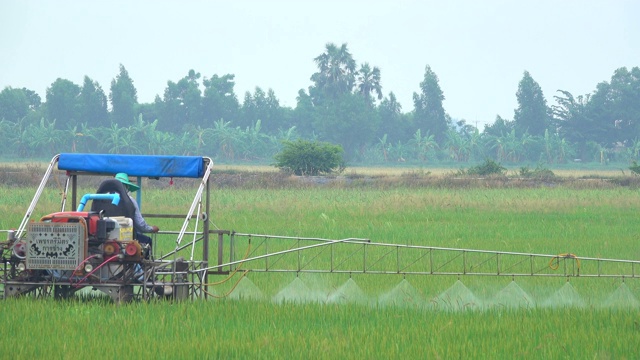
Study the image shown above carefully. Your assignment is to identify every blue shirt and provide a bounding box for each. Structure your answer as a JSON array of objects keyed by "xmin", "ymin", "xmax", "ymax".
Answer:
[{"xmin": 128, "ymin": 193, "xmax": 154, "ymax": 233}]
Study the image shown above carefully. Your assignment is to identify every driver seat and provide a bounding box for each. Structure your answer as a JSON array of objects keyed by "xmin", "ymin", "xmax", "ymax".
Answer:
[{"xmin": 91, "ymin": 179, "xmax": 137, "ymax": 221}]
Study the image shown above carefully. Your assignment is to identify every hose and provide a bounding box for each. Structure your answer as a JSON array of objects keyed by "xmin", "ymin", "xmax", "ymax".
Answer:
[
  {"xmin": 72, "ymin": 254, "xmax": 120, "ymax": 288},
  {"xmin": 201, "ymin": 240, "xmax": 252, "ymax": 298},
  {"xmin": 202, "ymin": 270, "xmax": 249, "ymax": 299},
  {"xmin": 204, "ymin": 241, "xmax": 252, "ymax": 286},
  {"xmin": 69, "ymin": 254, "xmax": 100, "ymax": 284}
]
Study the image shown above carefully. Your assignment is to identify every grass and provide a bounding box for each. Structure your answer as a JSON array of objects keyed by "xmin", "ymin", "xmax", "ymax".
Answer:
[
  {"xmin": 0, "ymin": 298, "xmax": 638, "ymax": 359},
  {"xmin": 2, "ymin": 180, "xmax": 640, "ymax": 358}
]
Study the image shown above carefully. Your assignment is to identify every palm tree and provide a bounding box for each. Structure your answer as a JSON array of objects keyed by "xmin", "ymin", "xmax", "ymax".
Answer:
[
  {"xmin": 311, "ymin": 43, "xmax": 357, "ymax": 96},
  {"xmin": 356, "ymin": 63, "xmax": 383, "ymax": 102}
]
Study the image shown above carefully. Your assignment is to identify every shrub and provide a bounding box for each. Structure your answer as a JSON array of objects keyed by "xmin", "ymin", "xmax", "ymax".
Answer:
[
  {"xmin": 465, "ymin": 159, "xmax": 506, "ymax": 176},
  {"xmin": 273, "ymin": 139, "xmax": 345, "ymax": 176},
  {"xmin": 519, "ymin": 164, "xmax": 555, "ymax": 180}
]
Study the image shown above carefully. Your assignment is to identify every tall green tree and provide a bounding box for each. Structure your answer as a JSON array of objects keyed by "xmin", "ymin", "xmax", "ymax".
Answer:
[
  {"xmin": 110, "ymin": 64, "xmax": 138, "ymax": 127},
  {"xmin": 514, "ymin": 70, "xmax": 548, "ymax": 137},
  {"xmin": 310, "ymin": 42, "xmax": 357, "ymax": 103},
  {"xmin": 265, "ymin": 89, "xmax": 289, "ymax": 132},
  {"xmin": 137, "ymin": 97, "xmax": 162, "ymax": 130},
  {"xmin": 610, "ymin": 67, "xmax": 640, "ymax": 128},
  {"xmin": 22, "ymin": 88, "xmax": 42, "ymax": 111},
  {"xmin": 588, "ymin": 67, "xmax": 640, "ymax": 146},
  {"xmin": 240, "ymin": 86, "xmax": 267, "ymax": 129},
  {"xmin": 159, "ymin": 69, "xmax": 203, "ymax": 132},
  {"xmin": 356, "ymin": 62, "xmax": 383, "ymax": 103},
  {"xmin": 46, "ymin": 78, "xmax": 81, "ymax": 129},
  {"xmin": 584, "ymin": 81, "xmax": 616, "ymax": 146},
  {"xmin": 78, "ymin": 76, "xmax": 109, "ymax": 127},
  {"xmin": 201, "ymin": 74, "xmax": 239, "ymax": 126},
  {"xmin": 483, "ymin": 115, "xmax": 514, "ymax": 138},
  {"xmin": 377, "ymin": 92, "xmax": 408, "ymax": 142},
  {"xmin": 240, "ymin": 87, "xmax": 285, "ymax": 133},
  {"xmin": 312, "ymin": 92, "xmax": 379, "ymax": 159},
  {"xmin": 305, "ymin": 43, "xmax": 387, "ymax": 158},
  {"xmin": 292, "ymin": 89, "xmax": 316, "ymax": 138},
  {"xmin": 0, "ymin": 87, "xmax": 32, "ymax": 121},
  {"xmin": 412, "ymin": 65, "xmax": 448, "ymax": 144},
  {"xmin": 552, "ymin": 90, "xmax": 601, "ymax": 159}
]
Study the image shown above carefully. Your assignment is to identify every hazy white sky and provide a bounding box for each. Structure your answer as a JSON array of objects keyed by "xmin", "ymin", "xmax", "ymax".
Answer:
[{"xmin": 1, "ymin": 0, "xmax": 638, "ymax": 127}]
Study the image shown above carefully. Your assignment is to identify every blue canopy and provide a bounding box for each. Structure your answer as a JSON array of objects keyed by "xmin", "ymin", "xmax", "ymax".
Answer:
[{"xmin": 58, "ymin": 153, "xmax": 206, "ymax": 178}]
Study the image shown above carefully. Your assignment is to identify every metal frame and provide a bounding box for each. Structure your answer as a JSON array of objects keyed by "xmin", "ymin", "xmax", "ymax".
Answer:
[{"xmin": 199, "ymin": 233, "xmax": 640, "ymax": 279}]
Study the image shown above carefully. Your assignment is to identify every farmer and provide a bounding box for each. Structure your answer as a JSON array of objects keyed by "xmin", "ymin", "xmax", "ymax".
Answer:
[{"xmin": 115, "ymin": 172, "xmax": 159, "ymax": 256}]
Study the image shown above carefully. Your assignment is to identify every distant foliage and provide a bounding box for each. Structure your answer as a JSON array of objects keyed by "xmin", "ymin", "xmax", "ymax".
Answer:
[
  {"xmin": 465, "ymin": 159, "xmax": 506, "ymax": 176},
  {"xmin": 519, "ymin": 164, "xmax": 555, "ymax": 180},
  {"xmin": 274, "ymin": 139, "xmax": 344, "ymax": 176},
  {"xmin": 629, "ymin": 161, "xmax": 640, "ymax": 175},
  {"xmin": 1, "ymin": 44, "xmax": 639, "ymax": 165}
]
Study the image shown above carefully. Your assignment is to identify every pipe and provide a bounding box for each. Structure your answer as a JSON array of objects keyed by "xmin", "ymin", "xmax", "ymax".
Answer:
[{"xmin": 76, "ymin": 193, "xmax": 120, "ymax": 212}]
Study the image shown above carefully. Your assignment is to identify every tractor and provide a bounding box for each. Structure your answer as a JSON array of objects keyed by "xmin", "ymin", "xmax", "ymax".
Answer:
[{"xmin": 1, "ymin": 153, "xmax": 215, "ymax": 302}]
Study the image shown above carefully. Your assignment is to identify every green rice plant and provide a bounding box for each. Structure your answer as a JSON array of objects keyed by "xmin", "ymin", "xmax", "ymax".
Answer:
[
  {"xmin": 2, "ymin": 185, "xmax": 640, "ymax": 358},
  {"xmin": 0, "ymin": 298, "xmax": 638, "ymax": 358}
]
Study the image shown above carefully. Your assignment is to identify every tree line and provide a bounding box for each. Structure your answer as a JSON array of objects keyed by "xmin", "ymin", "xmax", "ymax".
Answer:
[{"xmin": 1, "ymin": 42, "xmax": 639, "ymax": 165}]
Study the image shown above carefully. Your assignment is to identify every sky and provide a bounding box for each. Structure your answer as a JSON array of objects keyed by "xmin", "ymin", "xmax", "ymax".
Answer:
[{"xmin": 1, "ymin": 0, "xmax": 639, "ymax": 128}]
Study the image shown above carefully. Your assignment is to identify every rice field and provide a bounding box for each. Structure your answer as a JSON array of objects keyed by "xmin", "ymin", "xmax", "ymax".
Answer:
[
  {"xmin": 2, "ymin": 181, "xmax": 640, "ymax": 358},
  {"xmin": 1, "ymin": 298, "xmax": 638, "ymax": 359}
]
